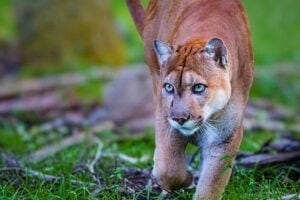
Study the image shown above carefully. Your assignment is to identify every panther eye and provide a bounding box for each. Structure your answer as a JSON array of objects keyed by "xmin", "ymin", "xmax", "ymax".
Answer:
[
  {"xmin": 192, "ymin": 83, "xmax": 206, "ymax": 94},
  {"xmin": 164, "ymin": 83, "xmax": 174, "ymax": 94}
]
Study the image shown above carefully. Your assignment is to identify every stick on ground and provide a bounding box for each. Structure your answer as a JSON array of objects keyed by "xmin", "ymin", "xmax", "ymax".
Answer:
[
  {"xmin": 0, "ymin": 167, "xmax": 97, "ymax": 187},
  {"xmin": 27, "ymin": 121, "xmax": 114, "ymax": 163}
]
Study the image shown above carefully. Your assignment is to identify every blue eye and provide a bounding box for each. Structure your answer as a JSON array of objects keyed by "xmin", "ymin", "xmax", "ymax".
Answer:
[
  {"xmin": 192, "ymin": 84, "xmax": 206, "ymax": 94},
  {"xmin": 164, "ymin": 83, "xmax": 174, "ymax": 94}
]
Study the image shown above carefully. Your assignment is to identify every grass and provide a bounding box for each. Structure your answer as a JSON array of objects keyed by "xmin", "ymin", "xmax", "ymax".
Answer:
[
  {"xmin": 0, "ymin": 119, "xmax": 299, "ymax": 199},
  {"xmin": 224, "ymin": 166, "xmax": 299, "ymax": 200}
]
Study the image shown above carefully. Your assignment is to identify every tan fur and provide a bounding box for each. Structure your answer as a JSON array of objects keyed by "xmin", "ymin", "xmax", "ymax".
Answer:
[{"xmin": 126, "ymin": 0, "xmax": 253, "ymax": 199}]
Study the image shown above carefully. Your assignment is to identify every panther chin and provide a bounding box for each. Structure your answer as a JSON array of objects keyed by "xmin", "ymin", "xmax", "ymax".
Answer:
[{"xmin": 168, "ymin": 118, "xmax": 200, "ymax": 136}]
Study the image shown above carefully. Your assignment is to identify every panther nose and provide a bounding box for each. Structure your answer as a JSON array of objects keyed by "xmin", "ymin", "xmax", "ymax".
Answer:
[{"xmin": 172, "ymin": 117, "xmax": 188, "ymax": 126}]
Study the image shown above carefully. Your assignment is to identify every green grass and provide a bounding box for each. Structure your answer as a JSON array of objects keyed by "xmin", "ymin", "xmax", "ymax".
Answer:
[
  {"xmin": 0, "ymin": 120, "xmax": 299, "ymax": 199},
  {"xmin": 224, "ymin": 167, "xmax": 299, "ymax": 200}
]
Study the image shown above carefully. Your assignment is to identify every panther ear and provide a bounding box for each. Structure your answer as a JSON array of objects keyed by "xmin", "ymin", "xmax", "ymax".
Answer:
[
  {"xmin": 204, "ymin": 37, "xmax": 228, "ymax": 68},
  {"xmin": 153, "ymin": 40, "xmax": 173, "ymax": 66}
]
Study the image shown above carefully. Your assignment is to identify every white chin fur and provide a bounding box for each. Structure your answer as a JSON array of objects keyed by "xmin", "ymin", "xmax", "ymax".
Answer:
[
  {"xmin": 178, "ymin": 127, "xmax": 199, "ymax": 136},
  {"xmin": 168, "ymin": 119, "xmax": 199, "ymax": 136}
]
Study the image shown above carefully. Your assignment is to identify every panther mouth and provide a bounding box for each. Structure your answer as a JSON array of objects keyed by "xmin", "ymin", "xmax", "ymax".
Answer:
[
  {"xmin": 168, "ymin": 118, "xmax": 201, "ymax": 136},
  {"xmin": 179, "ymin": 126, "xmax": 200, "ymax": 136}
]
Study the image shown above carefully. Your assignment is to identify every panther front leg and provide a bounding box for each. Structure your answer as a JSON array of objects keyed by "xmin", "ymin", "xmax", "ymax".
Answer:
[
  {"xmin": 194, "ymin": 126, "xmax": 243, "ymax": 200},
  {"xmin": 152, "ymin": 126, "xmax": 193, "ymax": 191}
]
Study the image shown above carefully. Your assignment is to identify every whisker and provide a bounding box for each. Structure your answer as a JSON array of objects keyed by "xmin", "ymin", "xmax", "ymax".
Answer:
[
  {"xmin": 207, "ymin": 119, "xmax": 219, "ymax": 125},
  {"xmin": 200, "ymin": 123, "xmax": 207, "ymax": 138},
  {"xmin": 206, "ymin": 121, "xmax": 218, "ymax": 130},
  {"xmin": 196, "ymin": 125, "xmax": 203, "ymax": 135},
  {"xmin": 203, "ymin": 122, "xmax": 218, "ymax": 142},
  {"xmin": 196, "ymin": 121, "xmax": 203, "ymax": 127}
]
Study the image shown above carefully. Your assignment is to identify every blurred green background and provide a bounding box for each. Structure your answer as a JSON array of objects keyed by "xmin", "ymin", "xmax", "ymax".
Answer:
[
  {"xmin": 0, "ymin": 0, "xmax": 299, "ymax": 106},
  {"xmin": 114, "ymin": 0, "xmax": 300, "ymax": 65},
  {"xmin": 1, "ymin": 0, "xmax": 300, "ymax": 65}
]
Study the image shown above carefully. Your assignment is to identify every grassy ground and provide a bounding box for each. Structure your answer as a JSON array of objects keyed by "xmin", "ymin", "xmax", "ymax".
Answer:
[{"xmin": 0, "ymin": 125, "xmax": 299, "ymax": 199}]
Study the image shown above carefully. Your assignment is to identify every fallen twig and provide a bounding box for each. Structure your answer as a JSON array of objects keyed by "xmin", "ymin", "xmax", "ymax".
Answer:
[
  {"xmin": 0, "ymin": 167, "xmax": 97, "ymax": 187},
  {"xmin": 243, "ymin": 118, "xmax": 286, "ymax": 132},
  {"xmin": 0, "ymin": 68, "xmax": 115, "ymax": 99},
  {"xmin": 101, "ymin": 152, "xmax": 150, "ymax": 164},
  {"xmin": 236, "ymin": 151, "xmax": 300, "ymax": 168},
  {"xmin": 260, "ymin": 138, "xmax": 300, "ymax": 153},
  {"xmin": 281, "ymin": 194, "xmax": 300, "ymax": 200},
  {"xmin": 27, "ymin": 131, "xmax": 86, "ymax": 163},
  {"xmin": 87, "ymin": 137, "xmax": 103, "ymax": 187},
  {"xmin": 27, "ymin": 121, "xmax": 114, "ymax": 163},
  {"xmin": 30, "ymin": 111, "xmax": 85, "ymax": 134},
  {"xmin": 236, "ymin": 135, "xmax": 300, "ymax": 168},
  {"xmin": 0, "ymin": 91, "xmax": 62, "ymax": 114}
]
